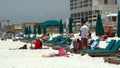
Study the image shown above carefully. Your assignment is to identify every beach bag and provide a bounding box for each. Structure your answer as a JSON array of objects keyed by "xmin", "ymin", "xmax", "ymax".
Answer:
[{"xmin": 58, "ymin": 47, "xmax": 67, "ymax": 56}]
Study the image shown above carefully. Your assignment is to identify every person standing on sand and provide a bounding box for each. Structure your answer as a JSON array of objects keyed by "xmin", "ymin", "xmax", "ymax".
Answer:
[{"xmin": 79, "ymin": 20, "xmax": 89, "ymax": 50}]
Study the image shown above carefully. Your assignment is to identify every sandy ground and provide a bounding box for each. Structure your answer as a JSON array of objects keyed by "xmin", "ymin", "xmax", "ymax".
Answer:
[{"xmin": 0, "ymin": 33, "xmax": 120, "ymax": 68}]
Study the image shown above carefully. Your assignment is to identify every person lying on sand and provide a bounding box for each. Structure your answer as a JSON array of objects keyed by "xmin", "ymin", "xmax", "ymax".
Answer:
[{"xmin": 42, "ymin": 47, "xmax": 69, "ymax": 58}]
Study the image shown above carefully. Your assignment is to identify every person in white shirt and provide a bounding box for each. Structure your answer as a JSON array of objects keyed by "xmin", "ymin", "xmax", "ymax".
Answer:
[{"xmin": 79, "ymin": 20, "xmax": 89, "ymax": 50}]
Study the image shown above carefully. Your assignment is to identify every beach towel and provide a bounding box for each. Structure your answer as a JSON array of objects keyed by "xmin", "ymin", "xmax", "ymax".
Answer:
[
  {"xmin": 70, "ymin": 42, "xmax": 74, "ymax": 49},
  {"xmin": 90, "ymin": 39, "xmax": 100, "ymax": 50}
]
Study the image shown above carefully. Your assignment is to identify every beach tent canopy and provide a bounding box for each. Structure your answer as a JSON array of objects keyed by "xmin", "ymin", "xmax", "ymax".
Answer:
[{"xmin": 42, "ymin": 20, "xmax": 60, "ymax": 27}]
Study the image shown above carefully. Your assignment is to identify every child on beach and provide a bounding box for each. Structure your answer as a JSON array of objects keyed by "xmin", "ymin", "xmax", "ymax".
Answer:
[{"xmin": 31, "ymin": 37, "xmax": 42, "ymax": 49}]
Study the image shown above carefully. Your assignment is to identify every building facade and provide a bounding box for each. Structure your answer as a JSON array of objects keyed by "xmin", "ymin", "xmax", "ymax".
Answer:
[
  {"xmin": 70, "ymin": 0, "xmax": 118, "ymax": 28},
  {"xmin": 0, "ymin": 20, "xmax": 10, "ymax": 31}
]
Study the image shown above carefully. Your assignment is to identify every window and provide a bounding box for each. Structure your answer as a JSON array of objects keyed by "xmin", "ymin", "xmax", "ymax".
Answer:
[
  {"xmin": 71, "ymin": 14, "xmax": 74, "ymax": 17},
  {"xmin": 85, "ymin": 17, "xmax": 88, "ymax": 21},
  {"xmin": 81, "ymin": 12, "xmax": 84, "ymax": 17},
  {"xmin": 93, "ymin": 19, "xmax": 97, "ymax": 21},
  {"xmin": 89, "ymin": 11, "xmax": 92, "ymax": 16},
  {"xmin": 84, "ymin": 4, "xmax": 88, "ymax": 7},
  {"xmin": 104, "ymin": 0, "xmax": 108, "ymax": 4},
  {"xmin": 85, "ymin": 11, "xmax": 88, "ymax": 16},
  {"xmin": 77, "ymin": 13, "xmax": 80, "ymax": 17},
  {"xmin": 95, "ymin": 10, "xmax": 100, "ymax": 14},
  {"xmin": 112, "ymin": 16, "xmax": 117, "ymax": 22},
  {"xmin": 89, "ymin": 20, "xmax": 92, "ymax": 23},
  {"xmin": 84, "ymin": 0, "xmax": 88, "ymax": 3}
]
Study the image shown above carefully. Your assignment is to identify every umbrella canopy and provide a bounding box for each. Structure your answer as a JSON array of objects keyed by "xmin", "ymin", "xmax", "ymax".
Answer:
[
  {"xmin": 68, "ymin": 18, "xmax": 73, "ymax": 33},
  {"xmin": 95, "ymin": 14, "xmax": 104, "ymax": 36},
  {"xmin": 42, "ymin": 20, "xmax": 60, "ymax": 27},
  {"xmin": 33, "ymin": 25, "xmax": 37, "ymax": 35},
  {"xmin": 59, "ymin": 19, "xmax": 64, "ymax": 34},
  {"xmin": 117, "ymin": 11, "xmax": 120, "ymax": 37},
  {"xmin": 38, "ymin": 24, "xmax": 42, "ymax": 34},
  {"xmin": 42, "ymin": 20, "xmax": 60, "ymax": 34}
]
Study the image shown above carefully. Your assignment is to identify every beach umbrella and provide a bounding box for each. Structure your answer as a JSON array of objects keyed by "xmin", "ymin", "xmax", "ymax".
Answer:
[
  {"xmin": 117, "ymin": 11, "xmax": 120, "ymax": 37},
  {"xmin": 68, "ymin": 17, "xmax": 73, "ymax": 33},
  {"xmin": 24, "ymin": 27, "xmax": 26, "ymax": 34},
  {"xmin": 33, "ymin": 25, "xmax": 37, "ymax": 35},
  {"xmin": 37, "ymin": 24, "xmax": 42, "ymax": 34},
  {"xmin": 95, "ymin": 14, "xmax": 104, "ymax": 36},
  {"xmin": 81, "ymin": 17, "xmax": 84, "ymax": 23},
  {"xmin": 24, "ymin": 26, "xmax": 28, "ymax": 35},
  {"xmin": 43, "ymin": 27, "xmax": 46, "ymax": 34},
  {"xmin": 59, "ymin": 19, "xmax": 64, "ymax": 34},
  {"xmin": 28, "ymin": 25, "xmax": 31, "ymax": 34}
]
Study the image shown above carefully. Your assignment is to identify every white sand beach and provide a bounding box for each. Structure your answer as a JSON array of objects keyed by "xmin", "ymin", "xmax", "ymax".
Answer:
[{"xmin": 0, "ymin": 33, "xmax": 120, "ymax": 68}]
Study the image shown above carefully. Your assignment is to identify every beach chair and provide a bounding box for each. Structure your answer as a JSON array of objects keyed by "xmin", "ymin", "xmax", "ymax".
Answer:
[
  {"xmin": 51, "ymin": 38, "xmax": 72, "ymax": 51},
  {"xmin": 89, "ymin": 40, "xmax": 120, "ymax": 57},
  {"xmin": 117, "ymin": 54, "xmax": 120, "ymax": 58},
  {"xmin": 80, "ymin": 39, "xmax": 120, "ymax": 57},
  {"xmin": 104, "ymin": 56, "xmax": 120, "ymax": 64},
  {"xmin": 45, "ymin": 36, "xmax": 71, "ymax": 46},
  {"xmin": 45, "ymin": 36, "xmax": 61, "ymax": 44}
]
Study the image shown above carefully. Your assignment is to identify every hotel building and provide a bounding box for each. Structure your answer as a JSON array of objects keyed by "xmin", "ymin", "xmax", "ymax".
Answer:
[{"xmin": 70, "ymin": 0, "xmax": 119, "ymax": 28}]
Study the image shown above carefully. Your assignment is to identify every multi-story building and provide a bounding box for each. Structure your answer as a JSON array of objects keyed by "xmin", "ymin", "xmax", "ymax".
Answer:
[
  {"xmin": 0, "ymin": 20, "xmax": 10, "ymax": 31},
  {"xmin": 70, "ymin": 0, "xmax": 119, "ymax": 28}
]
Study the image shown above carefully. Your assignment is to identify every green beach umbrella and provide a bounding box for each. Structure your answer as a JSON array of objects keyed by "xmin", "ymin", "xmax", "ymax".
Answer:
[
  {"xmin": 59, "ymin": 19, "xmax": 64, "ymax": 34},
  {"xmin": 38, "ymin": 24, "xmax": 42, "ymax": 34},
  {"xmin": 24, "ymin": 26, "xmax": 29, "ymax": 35},
  {"xmin": 95, "ymin": 14, "xmax": 104, "ymax": 36},
  {"xmin": 68, "ymin": 17, "xmax": 73, "ymax": 33},
  {"xmin": 43, "ymin": 27, "xmax": 47, "ymax": 34},
  {"xmin": 24, "ymin": 26, "xmax": 27, "ymax": 35},
  {"xmin": 33, "ymin": 25, "xmax": 37, "ymax": 35},
  {"xmin": 117, "ymin": 11, "xmax": 120, "ymax": 37},
  {"xmin": 28, "ymin": 25, "xmax": 31, "ymax": 34}
]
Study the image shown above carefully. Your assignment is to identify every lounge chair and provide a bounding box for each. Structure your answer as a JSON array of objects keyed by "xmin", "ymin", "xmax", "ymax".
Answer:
[
  {"xmin": 104, "ymin": 56, "xmax": 120, "ymax": 64},
  {"xmin": 45, "ymin": 36, "xmax": 71, "ymax": 46},
  {"xmin": 80, "ymin": 39, "xmax": 120, "ymax": 57},
  {"xmin": 44, "ymin": 36, "xmax": 62, "ymax": 44}
]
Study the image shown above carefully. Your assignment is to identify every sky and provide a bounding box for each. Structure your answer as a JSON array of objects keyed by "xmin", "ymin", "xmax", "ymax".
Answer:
[
  {"xmin": 0, "ymin": 0, "xmax": 120, "ymax": 24},
  {"xmin": 0, "ymin": 0, "xmax": 70, "ymax": 24}
]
